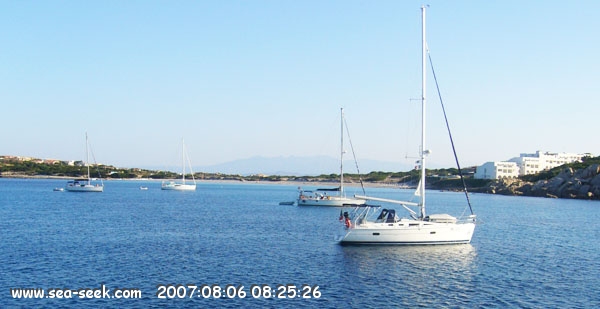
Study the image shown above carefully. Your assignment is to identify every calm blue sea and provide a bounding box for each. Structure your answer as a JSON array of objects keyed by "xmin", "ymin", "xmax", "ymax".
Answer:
[{"xmin": 1, "ymin": 178, "xmax": 599, "ymax": 308}]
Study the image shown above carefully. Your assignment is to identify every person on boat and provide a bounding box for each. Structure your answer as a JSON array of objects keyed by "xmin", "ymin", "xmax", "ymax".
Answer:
[{"xmin": 343, "ymin": 211, "xmax": 351, "ymax": 228}]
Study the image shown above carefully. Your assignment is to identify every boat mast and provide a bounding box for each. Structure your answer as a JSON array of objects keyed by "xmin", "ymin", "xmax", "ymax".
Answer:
[
  {"xmin": 85, "ymin": 132, "xmax": 91, "ymax": 185},
  {"xmin": 420, "ymin": 5, "xmax": 427, "ymax": 219},
  {"xmin": 181, "ymin": 138, "xmax": 186, "ymax": 184},
  {"xmin": 340, "ymin": 108, "xmax": 344, "ymax": 197}
]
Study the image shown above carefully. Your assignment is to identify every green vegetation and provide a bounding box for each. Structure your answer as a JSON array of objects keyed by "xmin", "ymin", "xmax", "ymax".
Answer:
[
  {"xmin": 4, "ymin": 155, "xmax": 599, "ymax": 192},
  {"xmin": 1, "ymin": 156, "xmax": 476, "ymax": 185},
  {"xmin": 428, "ymin": 177, "xmax": 492, "ymax": 190},
  {"xmin": 363, "ymin": 171, "xmax": 395, "ymax": 182},
  {"xmin": 0, "ymin": 159, "xmax": 179, "ymax": 179}
]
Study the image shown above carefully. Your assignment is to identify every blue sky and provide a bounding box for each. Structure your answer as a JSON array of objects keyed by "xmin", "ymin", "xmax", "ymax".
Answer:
[{"xmin": 2, "ymin": 0, "xmax": 599, "ymax": 172}]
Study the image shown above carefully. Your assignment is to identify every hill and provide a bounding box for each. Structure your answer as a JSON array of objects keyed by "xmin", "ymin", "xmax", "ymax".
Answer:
[
  {"xmin": 195, "ymin": 156, "xmax": 411, "ymax": 176},
  {"xmin": 3, "ymin": 154, "xmax": 600, "ymax": 201}
]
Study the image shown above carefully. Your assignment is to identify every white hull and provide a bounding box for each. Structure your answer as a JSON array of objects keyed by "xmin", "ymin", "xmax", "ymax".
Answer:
[
  {"xmin": 336, "ymin": 219, "xmax": 475, "ymax": 245},
  {"xmin": 161, "ymin": 183, "xmax": 196, "ymax": 191},
  {"xmin": 66, "ymin": 184, "xmax": 104, "ymax": 192},
  {"xmin": 298, "ymin": 196, "xmax": 366, "ymax": 207}
]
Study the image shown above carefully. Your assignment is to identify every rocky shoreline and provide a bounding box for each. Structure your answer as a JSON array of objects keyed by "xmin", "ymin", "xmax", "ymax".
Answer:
[
  {"xmin": 470, "ymin": 164, "xmax": 600, "ymax": 200},
  {"xmin": 4, "ymin": 164, "xmax": 600, "ymax": 201}
]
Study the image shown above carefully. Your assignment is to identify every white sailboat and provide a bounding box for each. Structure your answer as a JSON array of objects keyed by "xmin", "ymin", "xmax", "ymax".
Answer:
[
  {"xmin": 335, "ymin": 6, "xmax": 476, "ymax": 245},
  {"xmin": 66, "ymin": 132, "xmax": 104, "ymax": 192},
  {"xmin": 297, "ymin": 108, "xmax": 366, "ymax": 207},
  {"xmin": 162, "ymin": 138, "xmax": 197, "ymax": 191}
]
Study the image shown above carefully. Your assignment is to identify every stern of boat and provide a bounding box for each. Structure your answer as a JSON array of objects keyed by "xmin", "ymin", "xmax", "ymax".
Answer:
[{"xmin": 334, "ymin": 228, "xmax": 350, "ymax": 243}]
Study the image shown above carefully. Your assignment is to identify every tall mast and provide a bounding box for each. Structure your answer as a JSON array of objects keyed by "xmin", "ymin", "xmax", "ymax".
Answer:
[
  {"xmin": 85, "ymin": 132, "xmax": 91, "ymax": 184},
  {"xmin": 340, "ymin": 108, "xmax": 344, "ymax": 197},
  {"xmin": 181, "ymin": 138, "xmax": 186, "ymax": 184},
  {"xmin": 420, "ymin": 5, "xmax": 427, "ymax": 218}
]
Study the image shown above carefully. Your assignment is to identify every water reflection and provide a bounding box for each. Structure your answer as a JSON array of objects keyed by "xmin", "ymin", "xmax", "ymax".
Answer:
[
  {"xmin": 337, "ymin": 245, "xmax": 478, "ymax": 307},
  {"xmin": 340, "ymin": 244, "xmax": 476, "ymax": 270}
]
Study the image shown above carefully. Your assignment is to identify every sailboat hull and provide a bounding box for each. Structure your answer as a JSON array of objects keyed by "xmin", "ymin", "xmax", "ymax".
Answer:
[
  {"xmin": 161, "ymin": 183, "xmax": 196, "ymax": 191},
  {"xmin": 65, "ymin": 184, "xmax": 104, "ymax": 192},
  {"xmin": 336, "ymin": 220, "xmax": 475, "ymax": 245}
]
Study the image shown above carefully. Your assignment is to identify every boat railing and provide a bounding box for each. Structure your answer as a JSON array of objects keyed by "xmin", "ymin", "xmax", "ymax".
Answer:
[{"xmin": 456, "ymin": 215, "xmax": 477, "ymax": 224}]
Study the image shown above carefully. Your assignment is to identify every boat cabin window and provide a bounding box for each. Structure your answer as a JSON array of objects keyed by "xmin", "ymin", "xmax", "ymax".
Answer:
[
  {"xmin": 376, "ymin": 209, "xmax": 389, "ymax": 222},
  {"xmin": 386, "ymin": 210, "xmax": 397, "ymax": 223},
  {"xmin": 376, "ymin": 209, "xmax": 399, "ymax": 223}
]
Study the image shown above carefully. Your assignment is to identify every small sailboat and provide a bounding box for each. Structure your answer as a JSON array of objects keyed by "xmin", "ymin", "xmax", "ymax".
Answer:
[
  {"xmin": 65, "ymin": 132, "xmax": 104, "ymax": 192},
  {"xmin": 335, "ymin": 6, "xmax": 476, "ymax": 245},
  {"xmin": 297, "ymin": 108, "xmax": 366, "ymax": 207},
  {"xmin": 162, "ymin": 138, "xmax": 197, "ymax": 191}
]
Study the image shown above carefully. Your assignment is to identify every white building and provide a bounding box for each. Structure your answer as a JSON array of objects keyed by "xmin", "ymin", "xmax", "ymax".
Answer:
[
  {"xmin": 475, "ymin": 150, "xmax": 590, "ymax": 179},
  {"xmin": 474, "ymin": 161, "xmax": 519, "ymax": 179},
  {"xmin": 508, "ymin": 151, "xmax": 589, "ymax": 176}
]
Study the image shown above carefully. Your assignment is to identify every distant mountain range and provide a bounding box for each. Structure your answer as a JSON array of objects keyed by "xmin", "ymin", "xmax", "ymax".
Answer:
[{"xmin": 188, "ymin": 156, "xmax": 413, "ymax": 176}]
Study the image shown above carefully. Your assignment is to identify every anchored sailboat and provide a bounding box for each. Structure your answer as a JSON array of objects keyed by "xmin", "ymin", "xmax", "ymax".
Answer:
[
  {"xmin": 65, "ymin": 132, "xmax": 104, "ymax": 192},
  {"xmin": 162, "ymin": 138, "xmax": 197, "ymax": 191},
  {"xmin": 297, "ymin": 108, "xmax": 366, "ymax": 207},
  {"xmin": 335, "ymin": 6, "xmax": 476, "ymax": 245}
]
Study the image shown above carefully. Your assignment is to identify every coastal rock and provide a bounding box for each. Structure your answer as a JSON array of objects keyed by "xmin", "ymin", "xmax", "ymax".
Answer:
[
  {"xmin": 557, "ymin": 180, "xmax": 577, "ymax": 198},
  {"xmin": 578, "ymin": 185, "xmax": 592, "ymax": 199},
  {"xmin": 548, "ymin": 176, "xmax": 567, "ymax": 189},
  {"xmin": 481, "ymin": 179, "xmax": 530, "ymax": 196},
  {"xmin": 518, "ymin": 183, "xmax": 533, "ymax": 196},
  {"xmin": 557, "ymin": 167, "xmax": 574, "ymax": 179},
  {"xmin": 531, "ymin": 179, "xmax": 555, "ymax": 197},
  {"xmin": 592, "ymin": 185, "xmax": 600, "ymax": 198},
  {"xmin": 481, "ymin": 163, "xmax": 600, "ymax": 200},
  {"xmin": 575, "ymin": 164, "xmax": 600, "ymax": 180},
  {"xmin": 590, "ymin": 173, "xmax": 600, "ymax": 187}
]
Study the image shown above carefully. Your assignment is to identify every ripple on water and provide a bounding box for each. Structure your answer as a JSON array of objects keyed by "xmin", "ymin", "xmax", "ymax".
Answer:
[{"xmin": 1, "ymin": 180, "xmax": 599, "ymax": 308}]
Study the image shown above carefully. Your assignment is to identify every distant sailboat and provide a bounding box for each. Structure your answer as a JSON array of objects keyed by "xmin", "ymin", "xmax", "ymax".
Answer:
[
  {"xmin": 162, "ymin": 139, "xmax": 197, "ymax": 191},
  {"xmin": 65, "ymin": 132, "xmax": 104, "ymax": 192},
  {"xmin": 297, "ymin": 108, "xmax": 366, "ymax": 207},
  {"xmin": 335, "ymin": 6, "xmax": 476, "ymax": 245}
]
